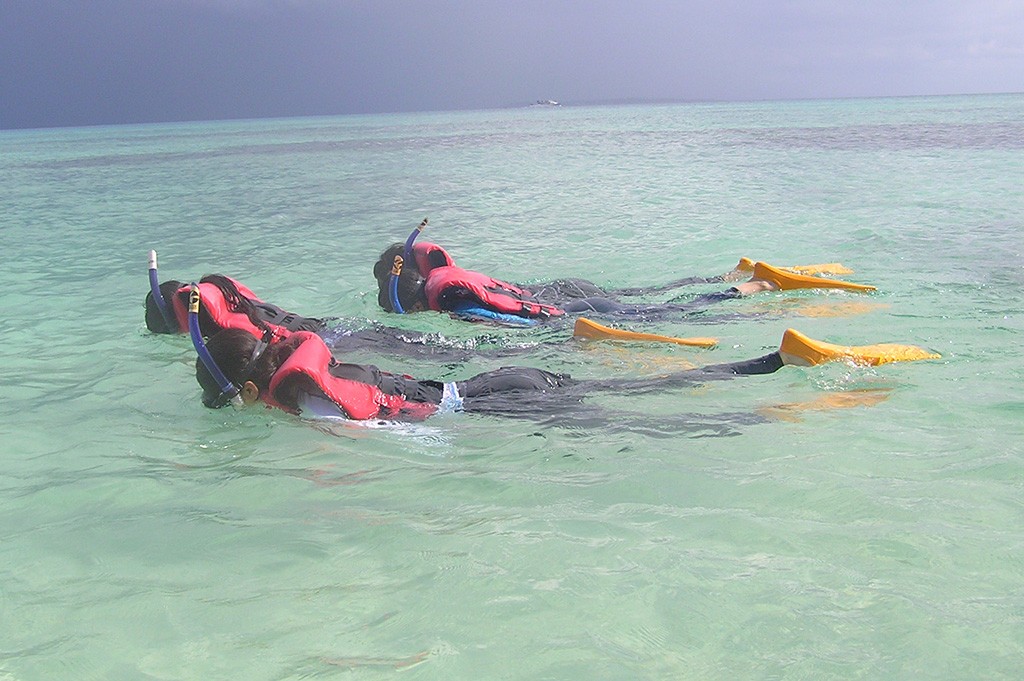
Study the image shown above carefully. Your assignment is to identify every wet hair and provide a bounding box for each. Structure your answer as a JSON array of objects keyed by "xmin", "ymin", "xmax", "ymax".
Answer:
[
  {"xmin": 372, "ymin": 243, "xmax": 427, "ymax": 312},
  {"xmin": 195, "ymin": 328, "xmax": 285, "ymax": 407},
  {"xmin": 144, "ymin": 280, "xmax": 184, "ymax": 333},
  {"xmin": 197, "ymin": 274, "xmax": 274, "ymax": 337}
]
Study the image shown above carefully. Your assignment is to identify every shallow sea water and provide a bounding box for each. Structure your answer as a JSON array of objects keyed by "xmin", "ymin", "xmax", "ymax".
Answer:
[{"xmin": 1, "ymin": 95, "xmax": 1022, "ymax": 679}]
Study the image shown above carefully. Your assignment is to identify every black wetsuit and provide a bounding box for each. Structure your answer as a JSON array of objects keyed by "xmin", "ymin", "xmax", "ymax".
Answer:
[
  {"xmin": 267, "ymin": 308, "xmax": 504, "ymax": 362},
  {"xmin": 518, "ymin": 277, "xmax": 744, "ymax": 322},
  {"xmin": 321, "ymin": 349, "xmax": 782, "ymax": 413},
  {"xmin": 318, "ymin": 322, "xmax": 533, "ymax": 361},
  {"xmin": 289, "ymin": 339, "xmax": 786, "ymax": 437},
  {"xmin": 370, "ymin": 351, "xmax": 785, "ymax": 415},
  {"xmin": 452, "ymin": 351, "xmax": 784, "ymax": 435}
]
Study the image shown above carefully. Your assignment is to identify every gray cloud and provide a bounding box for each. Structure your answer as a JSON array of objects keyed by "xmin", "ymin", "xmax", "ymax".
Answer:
[{"xmin": 2, "ymin": 0, "xmax": 1022, "ymax": 129}]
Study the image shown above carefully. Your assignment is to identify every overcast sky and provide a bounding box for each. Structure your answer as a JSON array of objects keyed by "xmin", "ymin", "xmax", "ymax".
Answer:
[{"xmin": 2, "ymin": 0, "xmax": 1023, "ymax": 130}]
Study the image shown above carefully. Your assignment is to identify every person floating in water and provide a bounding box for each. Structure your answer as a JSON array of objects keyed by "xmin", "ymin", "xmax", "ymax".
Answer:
[
  {"xmin": 190, "ymin": 283, "xmax": 938, "ymax": 421},
  {"xmin": 144, "ymin": 252, "xmax": 523, "ymax": 362},
  {"xmin": 372, "ymin": 220, "xmax": 876, "ymax": 326}
]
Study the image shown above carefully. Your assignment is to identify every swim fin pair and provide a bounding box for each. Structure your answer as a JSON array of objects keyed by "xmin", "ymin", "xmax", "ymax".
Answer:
[
  {"xmin": 751, "ymin": 261, "xmax": 876, "ymax": 292},
  {"xmin": 778, "ymin": 328, "xmax": 940, "ymax": 366},
  {"xmin": 574, "ymin": 318, "xmax": 939, "ymax": 366},
  {"xmin": 733, "ymin": 257, "xmax": 854, "ymax": 277}
]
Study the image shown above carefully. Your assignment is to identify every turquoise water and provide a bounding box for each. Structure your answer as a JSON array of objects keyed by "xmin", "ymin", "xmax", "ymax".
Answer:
[{"xmin": 2, "ymin": 95, "xmax": 1022, "ymax": 679}]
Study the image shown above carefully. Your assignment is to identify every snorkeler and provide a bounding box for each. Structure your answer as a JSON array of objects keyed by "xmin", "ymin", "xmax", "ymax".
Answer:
[
  {"xmin": 372, "ymin": 221, "xmax": 876, "ymax": 326},
  {"xmin": 144, "ymin": 252, "xmax": 519, "ymax": 361},
  {"xmin": 192, "ymin": 290, "xmax": 938, "ymax": 420}
]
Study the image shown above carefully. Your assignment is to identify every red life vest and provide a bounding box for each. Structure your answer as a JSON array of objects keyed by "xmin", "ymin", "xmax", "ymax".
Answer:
[
  {"xmin": 168, "ymin": 278, "xmax": 317, "ymax": 342},
  {"xmin": 423, "ymin": 266, "xmax": 565, "ymax": 319},
  {"xmin": 410, "ymin": 241, "xmax": 455, "ymax": 274},
  {"xmin": 262, "ymin": 332, "xmax": 439, "ymax": 421}
]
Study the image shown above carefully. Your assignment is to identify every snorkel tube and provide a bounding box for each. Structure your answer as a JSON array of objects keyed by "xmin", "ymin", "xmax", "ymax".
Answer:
[
  {"xmin": 389, "ymin": 218, "xmax": 428, "ymax": 313},
  {"xmin": 148, "ymin": 250, "xmax": 177, "ymax": 331},
  {"xmin": 189, "ymin": 283, "xmax": 273, "ymax": 408},
  {"xmin": 188, "ymin": 284, "xmax": 242, "ymax": 408},
  {"xmin": 389, "ymin": 255, "xmax": 406, "ymax": 314}
]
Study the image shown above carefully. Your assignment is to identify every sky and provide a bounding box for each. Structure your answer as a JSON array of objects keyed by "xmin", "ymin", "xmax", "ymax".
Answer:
[{"xmin": 2, "ymin": 0, "xmax": 1023, "ymax": 130}]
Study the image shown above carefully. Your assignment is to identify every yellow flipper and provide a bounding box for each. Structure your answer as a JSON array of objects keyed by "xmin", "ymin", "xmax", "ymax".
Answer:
[
  {"xmin": 779, "ymin": 328, "xmax": 940, "ymax": 367},
  {"xmin": 758, "ymin": 389, "xmax": 893, "ymax": 421},
  {"xmin": 573, "ymin": 318, "xmax": 717, "ymax": 348},
  {"xmin": 788, "ymin": 263, "xmax": 854, "ymax": 276},
  {"xmin": 753, "ymin": 261, "xmax": 876, "ymax": 292},
  {"xmin": 785, "ymin": 301, "xmax": 884, "ymax": 318},
  {"xmin": 734, "ymin": 257, "xmax": 854, "ymax": 276}
]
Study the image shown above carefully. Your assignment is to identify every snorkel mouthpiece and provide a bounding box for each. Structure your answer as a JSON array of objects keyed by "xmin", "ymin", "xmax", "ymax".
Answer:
[
  {"xmin": 389, "ymin": 218, "xmax": 428, "ymax": 314},
  {"xmin": 148, "ymin": 250, "xmax": 177, "ymax": 331},
  {"xmin": 389, "ymin": 255, "xmax": 405, "ymax": 314},
  {"xmin": 188, "ymin": 284, "xmax": 242, "ymax": 408}
]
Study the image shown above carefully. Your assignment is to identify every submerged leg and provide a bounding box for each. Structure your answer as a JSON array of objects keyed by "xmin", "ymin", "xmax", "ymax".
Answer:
[{"xmin": 606, "ymin": 275, "xmax": 720, "ymax": 297}]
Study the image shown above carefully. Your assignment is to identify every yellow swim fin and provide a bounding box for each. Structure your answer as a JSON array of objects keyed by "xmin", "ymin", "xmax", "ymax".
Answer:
[
  {"xmin": 779, "ymin": 328, "xmax": 940, "ymax": 367},
  {"xmin": 787, "ymin": 263, "xmax": 855, "ymax": 276},
  {"xmin": 758, "ymin": 388, "xmax": 893, "ymax": 421},
  {"xmin": 573, "ymin": 318, "xmax": 718, "ymax": 348},
  {"xmin": 735, "ymin": 257, "xmax": 756, "ymax": 272},
  {"xmin": 734, "ymin": 257, "xmax": 854, "ymax": 276},
  {"xmin": 753, "ymin": 261, "xmax": 876, "ymax": 292}
]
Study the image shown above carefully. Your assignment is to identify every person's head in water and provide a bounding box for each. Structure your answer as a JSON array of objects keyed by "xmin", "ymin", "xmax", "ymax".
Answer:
[
  {"xmin": 373, "ymin": 243, "xmax": 428, "ymax": 313},
  {"xmin": 145, "ymin": 279, "xmax": 184, "ymax": 333},
  {"xmin": 194, "ymin": 328, "xmax": 286, "ymax": 408}
]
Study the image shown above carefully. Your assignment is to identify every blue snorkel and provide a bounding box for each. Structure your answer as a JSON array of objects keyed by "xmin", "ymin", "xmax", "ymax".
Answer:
[
  {"xmin": 189, "ymin": 282, "xmax": 273, "ymax": 408},
  {"xmin": 188, "ymin": 284, "xmax": 243, "ymax": 408},
  {"xmin": 388, "ymin": 218, "xmax": 428, "ymax": 313},
  {"xmin": 389, "ymin": 255, "xmax": 406, "ymax": 314},
  {"xmin": 148, "ymin": 250, "xmax": 177, "ymax": 331}
]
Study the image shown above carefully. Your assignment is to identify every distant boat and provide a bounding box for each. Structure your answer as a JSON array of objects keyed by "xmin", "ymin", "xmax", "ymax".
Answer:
[{"xmin": 529, "ymin": 99, "xmax": 561, "ymax": 107}]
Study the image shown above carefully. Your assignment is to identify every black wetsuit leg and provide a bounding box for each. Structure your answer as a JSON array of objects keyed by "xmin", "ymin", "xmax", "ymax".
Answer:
[
  {"xmin": 558, "ymin": 297, "xmax": 632, "ymax": 314},
  {"xmin": 319, "ymin": 325, "xmax": 473, "ymax": 361},
  {"xmin": 527, "ymin": 275, "xmax": 728, "ymax": 300},
  {"xmin": 453, "ymin": 367, "xmax": 578, "ymax": 417},
  {"xmin": 452, "ymin": 352, "xmax": 783, "ymax": 418},
  {"xmin": 583, "ymin": 351, "xmax": 785, "ymax": 395},
  {"xmin": 557, "ymin": 288, "xmax": 744, "ymax": 320},
  {"xmin": 607, "ymin": 274, "xmax": 724, "ymax": 297},
  {"xmin": 523, "ymin": 279, "xmax": 607, "ymax": 301},
  {"xmin": 319, "ymin": 323, "xmax": 538, "ymax": 361},
  {"xmin": 457, "ymin": 367, "xmax": 573, "ymax": 397}
]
